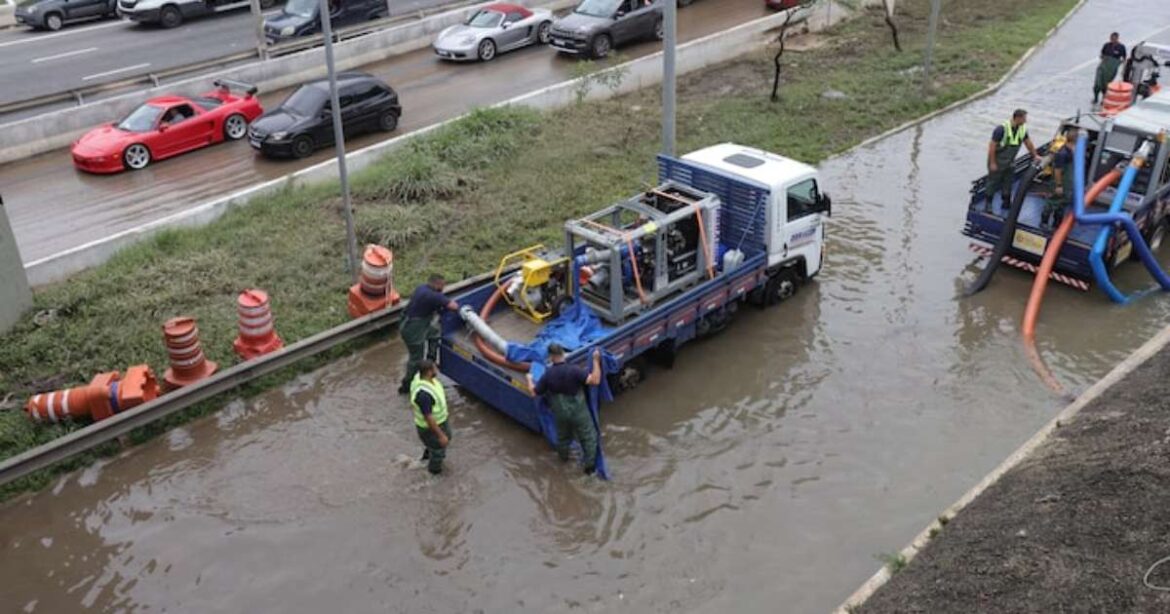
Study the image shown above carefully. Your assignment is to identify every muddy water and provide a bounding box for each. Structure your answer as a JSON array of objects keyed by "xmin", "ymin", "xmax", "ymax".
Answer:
[{"xmin": 5, "ymin": 1, "xmax": 1170, "ymax": 612}]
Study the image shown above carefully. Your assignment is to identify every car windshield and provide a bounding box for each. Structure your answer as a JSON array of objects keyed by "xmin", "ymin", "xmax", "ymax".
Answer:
[
  {"xmin": 117, "ymin": 104, "xmax": 164, "ymax": 133},
  {"xmin": 466, "ymin": 9, "xmax": 503, "ymax": 27},
  {"xmin": 283, "ymin": 0, "xmax": 317, "ymax": 19},
  {"xmin": 282, "ymin": 85, "xmax": 328, "ymax": 117},
  {"xmin": 574, "ymin": 0, "xmax": 621, "ymax": 17}
]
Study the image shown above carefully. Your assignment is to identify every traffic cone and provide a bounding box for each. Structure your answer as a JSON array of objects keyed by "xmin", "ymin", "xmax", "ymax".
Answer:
[
  {"xmin": 1101, "ymin": 81, "xmax": 1135, "ymax": 116},
  {"xmin": 162, "ymin": 316, "xmax": 218, "ymax": 390},
  {"xmin": 88, "ymin": 371, "xmax": 124, "ymax": 422},
  {"xmin": 347, "ymin": 245, "xmax": 401, "ymax": 318},
  {"xmin": 232, "ymin": 289, "xmax": 283, "ymax": 360},
  {"xmin": 114, "ymin": 365, "xmax": 159, "ymax": 415},
  {"xmin": 25, "ymin": 371, "xmax": 119, "ymax": 424}
]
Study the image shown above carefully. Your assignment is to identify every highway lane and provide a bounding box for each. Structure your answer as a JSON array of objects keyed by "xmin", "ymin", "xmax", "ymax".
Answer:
[
  {"xmin": 2, "ymin": 0, "xmax": 772, "ymax": 264},
  {"xmin": 0, "ymin": 0, "xmax": 463, "ymax": 108}
]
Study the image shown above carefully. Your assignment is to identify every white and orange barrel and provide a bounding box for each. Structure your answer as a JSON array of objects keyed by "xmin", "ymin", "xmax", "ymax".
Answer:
[
  {"xmin": 162, "ymin": 316, "xmax": 218, "ymax": 390},
  {"xmin": 25, "ymin": 371, "xmax": 119, "ymax": 424},
  {"xmin": 348, "ymin": 244, "xmax": 401, "ymax": 318},
  {"xmin": 1101, "ymin": 81, "xmax": 1135, "ymax": 116},
  {"xmin": 232, "ymin": 288, "xmax": 284, "ymax": 360}
]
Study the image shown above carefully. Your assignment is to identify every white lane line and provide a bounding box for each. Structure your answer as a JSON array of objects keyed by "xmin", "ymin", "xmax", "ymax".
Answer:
[
  {"xmin": 82, "ymin": 63, "xmax": 151, "ymax": 81},
  {"xmin": 0, "ymin": 19, "xmax": 124, "ymax": 49},
  {"xmin": 31, "ymin": 47, "xmax": 99, "ymax": 63}
]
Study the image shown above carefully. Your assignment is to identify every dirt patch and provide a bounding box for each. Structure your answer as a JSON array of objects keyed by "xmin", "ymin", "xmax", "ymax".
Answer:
[{"xmin": 856, "ymin": 344, "xmax": 1170, "ymax": 613}]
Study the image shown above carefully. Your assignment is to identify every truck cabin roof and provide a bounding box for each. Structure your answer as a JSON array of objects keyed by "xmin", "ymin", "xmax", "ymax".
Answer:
[{"xmin": 682, "ymin": 143, "xmax": 817, "ymax": 189}]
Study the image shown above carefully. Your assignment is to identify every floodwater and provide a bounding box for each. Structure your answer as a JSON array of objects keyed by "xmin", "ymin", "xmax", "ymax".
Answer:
[{"xmin": 5, "ymin": 1, "xmax": 1170, "ymax": 612}]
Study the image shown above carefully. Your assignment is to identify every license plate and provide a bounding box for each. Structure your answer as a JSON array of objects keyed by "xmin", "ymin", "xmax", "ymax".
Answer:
[
  {"xmin": 1012, "ymin": 229, "xmax": 1048, "ymax": 256},
  {"xmin": 436, "ymin": 50, "xmax": 450, "ymax": 57},
  {"xmin": 552, "ymin": 38, "xmax": 566, "ymax": 45},
  {"xmin": 249, "ymin": 139, "xmax": 261, "ymax": 149}
]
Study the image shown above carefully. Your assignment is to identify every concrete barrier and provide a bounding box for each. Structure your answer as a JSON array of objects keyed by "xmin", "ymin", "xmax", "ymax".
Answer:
[
  {"xmin": 0, "ymin": 0, "xmax": 574, "ymax": 165},
  {"xmin": 25, "ymin": 0, "xmax": 877, "ymax": 285}
]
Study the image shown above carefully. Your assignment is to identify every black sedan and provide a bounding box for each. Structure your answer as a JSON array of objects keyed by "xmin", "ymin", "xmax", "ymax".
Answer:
[{"xmin": 248, "ymin": 72, "xmax": 401, "ymax": 159}]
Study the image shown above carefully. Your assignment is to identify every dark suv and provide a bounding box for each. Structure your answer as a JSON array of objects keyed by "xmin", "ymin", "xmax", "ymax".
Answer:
[
  {"xmin": 549, "ymin": 0, "xmax": 662, "ymax": 59},
  {"xmin": 248, "ymin": 72, "xmax": 401, "ymax": 159},
  {"xmin": 15, "ymin": 0, "xmax": 117, "ymax": 31}
]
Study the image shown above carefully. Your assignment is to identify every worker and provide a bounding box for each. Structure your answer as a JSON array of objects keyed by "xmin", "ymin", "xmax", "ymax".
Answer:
[
  {"xmin": 1093, "ymin": 32, "xmax": 1127, "ymax": 105},
  {"xmin": 985, "ymin": 109, "xmax": 1038, "ymax": 212},
  {"xmin": 1042, "ymin": 129, "xmax": 1077, "ymax": 229},
  {"xmin": 398, "ymin": 274, "xmax": 458, "ymax": 395},
  {"xmin": 527, "ymin": 344, "xmax": 602, "ymax": 475},
  {"xmin": 410, "ymin": 360, "xmax": 451, "ymax": 475}
]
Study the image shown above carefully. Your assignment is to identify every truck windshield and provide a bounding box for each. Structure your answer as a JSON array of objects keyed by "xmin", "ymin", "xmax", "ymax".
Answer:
[
  {"xmin": 466, "ymin": 9, "xmax": 503, "ymax": 27},
  {"xmin": 574, "ymin": 0, "xmax": 621, "ymax": 18},
  {"xmin": 283, "ymin": 85, "xmax": 328, "ymax": 117},
  {"xmin": 283, "ymin": 0, "xmax": 317, "ymax": 19},
  {"xmin": 117, "ymin": 104, "xmax": 164, "ymax": 133}
]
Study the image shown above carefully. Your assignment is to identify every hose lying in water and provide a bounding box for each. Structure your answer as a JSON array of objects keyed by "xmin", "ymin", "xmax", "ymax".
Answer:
[{"xmin": 965, "ymin": 163, "xmax": 1043, "ymax": 296}]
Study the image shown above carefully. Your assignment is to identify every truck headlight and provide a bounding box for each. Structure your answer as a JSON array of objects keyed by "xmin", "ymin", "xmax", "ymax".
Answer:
[{"xmin": 280, "ymin": 26, "xmax": 295, "ymax": 36}]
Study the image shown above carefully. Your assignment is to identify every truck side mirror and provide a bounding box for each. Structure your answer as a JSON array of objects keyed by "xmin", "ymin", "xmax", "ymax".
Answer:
[{"xmin": 817, "ymin": 192, "xmax": 832, "ymax": 217}]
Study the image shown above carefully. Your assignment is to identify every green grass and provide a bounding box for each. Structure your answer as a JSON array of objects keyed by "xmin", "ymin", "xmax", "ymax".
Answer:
[
  {"xmin": 0, "ymin": 0, "xmax": 1077, "ymax": 499},
  {"xmin": 876, "ymin": 551, "xmax": 910, "ymax": 574}
]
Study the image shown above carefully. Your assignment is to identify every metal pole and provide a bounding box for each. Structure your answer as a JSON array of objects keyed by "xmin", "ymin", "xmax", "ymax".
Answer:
[
  {"xmin": 249, "ymin": 0, "xmax": 267, "ymax": 60},
  {"xmin": 319, "ymin": 0, "xmax": 359, "ymax": 279},
  {"xmin": 662, "ymin": 0, "xmax": 677, "ymax": 156},
  {"xmin": 922, "ymin": 0, "xmax": 941, "ymax": 94}
]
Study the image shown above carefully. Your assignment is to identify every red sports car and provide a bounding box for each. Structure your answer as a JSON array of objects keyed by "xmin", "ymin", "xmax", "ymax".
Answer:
[
  {"xmin": 765, "ymin": 0, "xmax": 801, "ymax": 9},
  {"xmin": 71, "ymin": 80, "xmax": 264, "ymax": 174}
]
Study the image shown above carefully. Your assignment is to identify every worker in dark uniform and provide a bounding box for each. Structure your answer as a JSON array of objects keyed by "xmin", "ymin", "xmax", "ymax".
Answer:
[
  {"xmin": 398, "ymin": 274, "xmax": 458, "ymax": 395},
  {"xmin": 410, "ymin": 360, "xmax": 451, "ymax": 475},
  {"xmin": 1042, "ymin": 129, "xmax": 1077, "ymax": 229},
  {"xmin": 1094, "ymin": 32, "xmax": 1127, "ymax": 104},
  {"xmin": 985, "ymin": 109, "xmax": 1038, "ymax": 212},
  {"xmin": 527, "ymin": 344, "xmax": 602, "ymax": 475}
]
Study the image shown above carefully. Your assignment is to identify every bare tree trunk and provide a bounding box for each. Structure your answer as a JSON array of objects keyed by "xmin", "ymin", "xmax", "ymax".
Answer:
[
  {"xmin": 881, "ymin": 0, "xmax": 902, "ymax": 52},
  {"xmin": 770, "ymin": 2, "xmax": 806, "ymax": 102}
]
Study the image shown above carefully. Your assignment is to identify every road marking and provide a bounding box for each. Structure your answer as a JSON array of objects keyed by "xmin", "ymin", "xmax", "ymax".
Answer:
[
  {"xmin": 82, "ymin": 63, "xmax": 151, "ymax": 81},
  {"xmin": 0, "ymin": 19, "xmax": 124, "ymax": 49},
  {"xmin": 31, "ymin": 47, "xmax": 99, "ymax": 63}
]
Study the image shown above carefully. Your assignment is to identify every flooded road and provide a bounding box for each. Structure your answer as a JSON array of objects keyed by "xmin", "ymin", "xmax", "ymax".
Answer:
[{"xmin": 5, "ymin": 1, "xmax": 1170, "ymax": 612}]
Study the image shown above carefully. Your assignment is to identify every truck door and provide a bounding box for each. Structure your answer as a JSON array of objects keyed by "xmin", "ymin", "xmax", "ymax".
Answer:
[{"xmin": 781, "ymin": 177, "xmax": 825, "ymax": 276}]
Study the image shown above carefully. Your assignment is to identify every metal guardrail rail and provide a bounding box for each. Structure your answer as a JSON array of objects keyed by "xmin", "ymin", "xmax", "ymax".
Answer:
[{"xmin": 0, "ymin": 269, "xmax": 499, "ymax": 487}]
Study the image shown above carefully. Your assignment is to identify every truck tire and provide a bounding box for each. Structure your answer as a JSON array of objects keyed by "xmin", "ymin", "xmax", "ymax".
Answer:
[
  {"xmin": 44, "ymin": 12, "xmax": 64, "ymax": 31},
  {"xmin": 159, "ymin": 5, "xmax": 182, "ymax": 28},
  {"xmin": 766, "ymin": 269, "xmax": 799, "ymax": 305}
]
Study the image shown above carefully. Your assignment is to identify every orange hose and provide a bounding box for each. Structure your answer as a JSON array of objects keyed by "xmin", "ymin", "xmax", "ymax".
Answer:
[
  {"xmin": 693, "ymin": 204, "xmax": 715, "ymax": 280},
  {"xmin": 625, "ymin": 235, "xmax": 649, "ymax": 305},
  {"xmin": 1020, "ymin": 169, "xmax": 1121, "ymax": 395},
  {"xmin": 473, "ymin": 284, "xmax": 530, "ymax": 373}
]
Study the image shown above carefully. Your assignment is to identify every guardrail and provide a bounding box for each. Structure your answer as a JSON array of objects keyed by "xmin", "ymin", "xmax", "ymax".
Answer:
[{"xmin": 0, "ymin": 268, "xmax": 500, "ymax": 488}]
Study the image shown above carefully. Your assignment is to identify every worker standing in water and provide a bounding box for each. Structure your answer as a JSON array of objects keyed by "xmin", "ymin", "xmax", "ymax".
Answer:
[
  {"xmin": 527, "ymin": 344, "xmax": 602, "ymax": 475},
  {"xmin": 398, "ymin": 274, "xmax": 458, "ymax": 395},
  {"xmin": 410, "ymin": 360, "xmax": 451, "ymax": 475},
  {"xmin": 1042, "ymin": 129, "xmax": 1077, "ymax": 229},
  {"xmin": 985, "ymin": 109, "xmax": 1038, "ymax": 212},
  {"xmin": 1094, "ymin": 32, "xmax": 1127, "ymax": 105}
]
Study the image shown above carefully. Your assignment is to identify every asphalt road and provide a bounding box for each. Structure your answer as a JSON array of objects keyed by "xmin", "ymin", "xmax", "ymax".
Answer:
[
  {"xmin": 2, "ymin": 0, "xmax": 772, "ymax": 264},
  {"xmin": 0, "ymin": 0, "xmax": 463, "ymax": 109}
]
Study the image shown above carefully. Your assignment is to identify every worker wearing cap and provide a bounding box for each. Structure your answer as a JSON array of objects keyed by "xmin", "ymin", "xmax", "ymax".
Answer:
[
  {"xmin": 1042, "ymin": 129, "xmax": 1077, "ymax": 228},
  {"xmin": 410, "ymin": 359, "xmax": 451, "ymax": 475},
  {"xmin": 527, "ymin": 344, "xmax": 602, "ymax": 475},
  {"xmin": 1094, "ymin": 32, "xmax": 1127, "ymax": 105},
  {"xmin": 985, "ymin": 109, "xmax": 1038, "ymax": 212},
  {"xmin": 398, "ymin": 273, "xmax": 458, "ymax": 395}
]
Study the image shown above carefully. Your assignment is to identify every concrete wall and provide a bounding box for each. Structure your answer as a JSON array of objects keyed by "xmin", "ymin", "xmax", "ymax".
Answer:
[
  {"xmin": 0, "ymin": 197, "xmax": 32, "ymax": 333},
  {"xmin": 0, "ymin": 0, "xmax": 575, "ymax": 165}
]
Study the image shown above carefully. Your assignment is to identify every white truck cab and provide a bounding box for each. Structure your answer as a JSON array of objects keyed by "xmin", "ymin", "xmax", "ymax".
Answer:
[
  {"xmin": 119, "ymin": 0, "xmax": 265, "ymax": 28},
  {"xmin": 683, "ymin": 143, "xmax": 830, "ymax": 280}
]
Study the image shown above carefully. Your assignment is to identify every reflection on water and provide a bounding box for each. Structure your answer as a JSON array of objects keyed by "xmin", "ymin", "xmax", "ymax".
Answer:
[{"xmin": 4, "ymin": 1, "xmax": 1170, "ymax": 612}]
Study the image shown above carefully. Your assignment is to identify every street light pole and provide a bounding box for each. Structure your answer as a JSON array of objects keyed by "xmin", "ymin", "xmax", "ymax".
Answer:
[
  {"xmin": 318, "ymin": 0, "xmax": 359, "ymax": 280},
  {"xmin": 922, "ymin": 0, "xmax": 941, "ymax": 94},
  {"xmin": 662, "ymin": 0, "xmax": 676, "ymax": 156}
]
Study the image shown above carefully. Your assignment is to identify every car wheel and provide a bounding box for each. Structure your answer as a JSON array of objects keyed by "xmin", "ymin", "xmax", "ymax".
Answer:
[
  {"xmin": 477, "ymin": 38, "xmax": 496, "ymax": 62},
  {"xmin": 159, "ymin": 5, "xmax": 182, "ymax": 28},
  {"xmin": 123, "ymin": 144, "xmax": 152, "ymax": 171},
  {"xmin": 378, "ymin": 111, "xmax": 399, "ymax": 132},
  {"xmin": 590, "ymin": 33, "xmax": 611, "ymax": 59},
  {"xmin": 536, "ymin": 21, "xmax": 551, "ymax": 44},
  {"xmin": 44, "ymin": 13, "xmax": 64, "ymax": 31},
  {"xmin": 223, "ymin": 114, "xmax": 248, "ymax": 140},
  {"xmin": 654, "ymin": 18, "xmax": 663, "ymax": 41},
  {"xmin": 291, "ymin": 135, "xmax": 315, "ymax": 159}
]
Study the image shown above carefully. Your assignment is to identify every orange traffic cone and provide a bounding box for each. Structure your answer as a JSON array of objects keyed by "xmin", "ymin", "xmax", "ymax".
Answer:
[
  {"xmin": 233, "ymin": 289, "xmax": 284, "ymax": 360},
  {"xmin": 348, "ymin": 245, "xmax": 401, "ymax": 318},
  {"xmin": 1101, "ymin": 81, "xmax": 1135, "ymax": 116},
  {"xmin": 97, "ymin": 365, "xmax": 159, "ymax": 421},
  {"xmin": 25, "ymin": 371, "xmax": 118, "ymax": 424},
  {"xmin": 162, "ymin": 316, "xmax": 218, "ymax": 389}
]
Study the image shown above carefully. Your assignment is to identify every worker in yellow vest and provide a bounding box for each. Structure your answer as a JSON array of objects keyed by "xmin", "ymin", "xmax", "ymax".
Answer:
[
  {"xmin": 985, "ymin": 109, "xmax": 1038, "ymax": 212},
  {"xmin": 410, "ymin": 359, "xmax": 451, "ymax": 475}
]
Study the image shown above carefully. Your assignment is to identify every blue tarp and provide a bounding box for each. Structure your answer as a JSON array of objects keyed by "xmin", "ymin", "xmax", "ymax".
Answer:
[{"xmin": 504, "ymin": 300, "xmax": 619, "ymax": 479}]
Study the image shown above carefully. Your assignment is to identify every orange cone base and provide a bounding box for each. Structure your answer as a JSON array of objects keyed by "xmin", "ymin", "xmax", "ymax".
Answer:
[
  {"xmin": 233, "ymin": 334, "xmax": 284, "ymax": 360},
  {"xmin": 348, "ymin": 285, "xmax": 388, "ymax": 318},
  {"xmin": 87, "ymin": 372, "xmax": 122, "ymax": 422},
  {"xmin": 164, "ymin": 360, "xmax": 219, "ymax": 390}
]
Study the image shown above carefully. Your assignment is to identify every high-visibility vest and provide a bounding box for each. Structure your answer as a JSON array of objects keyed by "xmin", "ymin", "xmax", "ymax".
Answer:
[
  {"xmin": 999, "ymin": 121, "xmax": 1028, "ymax": 149},
  {"xmin": 410, "ymin": 374, "xmax": 448, "ymax": 427}
]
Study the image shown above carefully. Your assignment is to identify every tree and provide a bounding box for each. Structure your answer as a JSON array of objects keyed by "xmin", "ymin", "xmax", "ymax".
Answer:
[
  {"xmin": 770, "ymin": 0, "xmax": 817, "ymax": 102},
  {"xmin": 881, "ymin": 0, "xmax": 902, "ymax": 52}
]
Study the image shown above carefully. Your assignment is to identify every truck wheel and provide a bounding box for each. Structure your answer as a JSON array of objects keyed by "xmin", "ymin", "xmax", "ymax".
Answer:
[
  {"xmin": 223, "ymin": 114, "xmax": 248, "ymax": 140},
  {"xmin": 291, "ymin": 135, "xmax": 315, "ymax": 159},
  {"xmin": 44, "ymin": 12, "xmax": 64, "ymax": 31},
  {"xmin": 590, "ymin": 34, "xmax": 611, "ymax": 59},
  {"xmin": 159, "ymin": 5, "xmax": 182, "ymax": 28},
  {"xmin": 767, "ymin": 270, "xmax": 798, "ymax": 305}
]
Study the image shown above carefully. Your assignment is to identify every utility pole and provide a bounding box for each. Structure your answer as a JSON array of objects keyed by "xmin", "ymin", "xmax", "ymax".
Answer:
[
  {"xmin": 0, "ymin": 195, "xmax": 32, "ymax": 334},
  {"xmin": 318, "ymin": 0, "xmax": 359, "ymax": 280},
  {"xmin": 249, "ymin": 0, "xmax": 267, "ymax": 60},
  {"xmin": 922, "ymin": 0, "xmax": 941, "ymax": 94},
  {"xmin": 662, "ymin": 0, "xmax": 677, "ymax": 156}
]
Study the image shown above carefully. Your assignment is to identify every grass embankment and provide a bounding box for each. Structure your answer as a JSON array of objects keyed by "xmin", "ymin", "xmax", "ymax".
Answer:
[{"xmin": 0, "ymin": 0, "xmax": 1077, "ymax": 498}]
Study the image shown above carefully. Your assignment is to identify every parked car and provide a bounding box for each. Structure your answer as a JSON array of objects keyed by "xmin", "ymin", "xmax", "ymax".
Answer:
[
  {"xmin": 16, "ymin": 0, "xmax": 117, "ymax": 31},
  {"xmin": 119, "ymin": 0, "xmax": 275, "ymax": 28},
  {"xmin": 263, "ymin": 0, "xmax": 385, "ymax": 43},
  {"xmin": 248, "ymin": 72, "xmax": 401, "ymax": 159},
  {"xmin": 71, "ymin": 80, "xmax": 263, "ymax": 173},
  {"xmin": 765, "ymin": 0, "xmax": 801, "ymax": 9},
  {"xmin": 549, "ymin": 0, "xmax": 662, "ymax": 59},
  {"xmin": 432, "ymin": 3, "xmax": 553, "ymax": 62}
]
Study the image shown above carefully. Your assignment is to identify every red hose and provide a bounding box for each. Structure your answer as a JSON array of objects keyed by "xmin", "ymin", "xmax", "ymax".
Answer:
[{"xmin": 473, "ymin": 284, "xmax": 530, "ymax": 373}]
